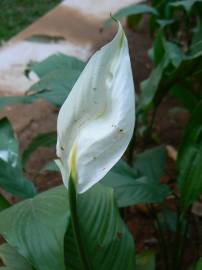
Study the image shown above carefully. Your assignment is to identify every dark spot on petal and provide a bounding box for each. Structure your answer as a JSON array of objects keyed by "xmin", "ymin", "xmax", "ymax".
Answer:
[
  {"xmin": 60, "ymin": 146, "xmax": 64, "ymax": 151},
  {"xmin": 119, "ymin": 129, "xmax": 124, "ymax": 132}
]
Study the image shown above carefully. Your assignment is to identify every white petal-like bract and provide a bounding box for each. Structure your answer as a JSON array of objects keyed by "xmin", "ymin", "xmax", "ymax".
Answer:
[{"xmin": 56, "ymin": 23, "xmax": 135, "ymax": 193}]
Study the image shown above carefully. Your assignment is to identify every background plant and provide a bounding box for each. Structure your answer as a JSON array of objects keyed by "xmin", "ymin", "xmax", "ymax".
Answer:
[{"xmin": 106, "ymin": 1, "xmax": 202, "ymax": 269}]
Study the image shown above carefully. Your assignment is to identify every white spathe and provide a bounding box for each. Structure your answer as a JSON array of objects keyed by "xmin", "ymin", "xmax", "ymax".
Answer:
[{"xmin": 56, "ymin": 23, "xmax": 135, "ymax": 193}]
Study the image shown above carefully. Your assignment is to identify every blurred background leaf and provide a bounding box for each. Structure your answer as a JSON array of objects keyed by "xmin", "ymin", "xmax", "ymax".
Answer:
[{"xmin": 0, "ymin": 118, "xmax": 36, "ymax": 198}]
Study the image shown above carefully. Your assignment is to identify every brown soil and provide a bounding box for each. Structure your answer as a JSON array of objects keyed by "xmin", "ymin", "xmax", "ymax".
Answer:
[{"xmin": 0, "ymin": 19, "xmax": 199, "ymax": 270}]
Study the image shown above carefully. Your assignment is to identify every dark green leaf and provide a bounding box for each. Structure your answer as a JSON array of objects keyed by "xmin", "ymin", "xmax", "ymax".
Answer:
[
  {"xmin": 156, "ymin": 19, "xmax": 175, "ymax": 29},
  {"xmin": 190, "ymin": 22, "xmax": 202, "ymax": 57},
  {"xmin": 0, "ymin": 160, "xmax": 36, "ymax": 198},
  {"xmin": 138, "ymin": 37, "xmax": 183, "ymax": 112},
  {"xmin": 26, "ymin": 54, "xmax": 85, "ymax": 105},
  {"xmin": 105, "ymin": 4, "xmax": 158, "ymax": 27},
  {"xmin": 0, "ymin": 186, "xmax": 69, "ymax": 270},
  {"xmin": 28, "ymin": 53, "xmax": 85, "ymax": 79},
  {"xmin": 136, "ymin": 251, "xmax": 155, "ymax": 270},
  {"xmin": 0, "ymin": 194, "xmax": 10, "ymax": 211},
  {"xmin": 194, "ymin": 257, "xmax": 202, "ymax": 270},
  {"xmin": 134, "ymin": 146, "xmax": 167, "ymax": 183},
  {"xmin": 65, "ymin": 183, "xmax": 136, "ymax": 270},
  {"xmin": 170, "ymin": 84, "xmax": 198, "ymax": 112},
  {"xmin": 27, "ymin": 69, "xmax": 80, "ymax": 107},
  {"xmin": 189, "ymin": 257, "xmax": 202, "ymax": 270},
  {"xmin": 158, "ymin": 208, "xmax": 177, "ymax": 233},
  {"xmin": 151, "ymin": 31, "xmax": 165, "ymax": 65},
  {"xmin": 151, "ymin": 31, "xmax": 183, "ymax": 67},
  {"xmin": 0, "ymin": 70, "xmax": 79, "ymax": 109},
  {"xmin": 171, "ymin": 0, "xmax": 202, "ymax": 13},
  {"xmin": 0, "ymin": 118, "xmax": 36, "ymax": 198},
  {"xmin": 43, "ymin": 158, "xmax": 169, "ymax": 207},
  {"xmin": 139, "ymin": 49, "xmax": 202, "ymax": 117},
  {"xmin": 101, "ymin": 158, "xmax": 169, "ymax": 207},
  {"xmin": 22, "ymin": 131, "xmax": 56, "ymax": 166},
  {"xmin": 138, "ymin": 57, "xmax": 169, "ymax": 113},
  {"xmin": 177, "ymin": 101, "xmax": 202, "ymax": 211},
  {"xmin": 0, "ymin": 184, "xmax": 136, "ymax": 270},
  {"xmin": 164, "ymin": 41, "xmax": 183, "ymax": 67},
  {"xmin": 0, "ymin": 244, "xmax": 32, "ymax": 270},
  {"xmin": 0, "ymin": 54, "xmax": 85, "ymax": 109}
]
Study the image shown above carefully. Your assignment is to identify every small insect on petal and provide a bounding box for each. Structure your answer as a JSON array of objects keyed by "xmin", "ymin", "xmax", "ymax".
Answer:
[{"xmin": 56, "ymin": 22, "xmax": 135, "ymax": 193}]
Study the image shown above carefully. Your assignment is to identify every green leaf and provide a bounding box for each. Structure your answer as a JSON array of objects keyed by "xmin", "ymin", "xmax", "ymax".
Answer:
[
  {"xmin": 194, "ymin": 257, "xmax": 202, "ymax": 270},
  {"xmin": 0, "ymin": 186, "xmax": 69, "ymax": 270},
  {"xmin": 151, "ymin": 32, "xmax": 183, "ymax": 66},
  {"xmin": 164, "ymin": 41, "xmax": 184, "ymax": 68},
  {"xmin": 101, "ymin": 157, "xmax": 169, "ymax": 207},
  {"xmin": 156, "ymin": 19, "xmax": 175, "ymax": 29},
  {"xmin": 65, "ymin": 183, "xmax": 136, "ymax": 270},
  {"xmin": 189, "ymin": 257, "xmax": 202, "ymax": 270},
  {"xmin": 0, "ymin": 194, "xmax": 10, "ymax": 211},
  {"xmin": 26, "ymin": 69, "xmax": 80, "ymax": 107},
  {"xmin": 22, "ymin": 131, "xmax": 56, "ymax": 166},
  {"xmin": 44, "ymin": 159, "xmax": 169, "ymax": 207},
  {"xmin": 138, "ymin": 37, "xmax": 183, "ymax": 112},
  {"xmin": 0, "ymin": 54, "xmax": 85, "ymax": 109},
  {"xmin": 0, "ymin": 184, "xmax": 136, "ymax": 270},
  {"xmin": 138, "ymin": 48, "xmax": 202, "ymax": 117},
  {"xmin": 138, "ymin": 57, "xmax": 169, "ymax": 113},
  {"xmin": 158, "ymin": 208, "xmax": 177, "ymax": 233},
  {"xmin": 28, "ymin": 53, "xmax": 85, "ymax": 79},
  {"xmin": 191, "ymin": 22, "xmax": 202, "ymax": 57},
  {"xmin": 151, "ymin": 31, "xmax": 165, "ymax": 65},
  {"xmin": 136, "ymin": 251, "xmax": 155, "ymax": 270},
  {"xmin": 0, "ymin": 95, "xmax": 36, "ymax": 111},
  {"xmin": 134, "ymin": 146, "xmax": 167, "ymax": 183},
  {"xmin": 105, "ymin": 4, "xmax": 158, "ymax": 27},
  {"xmin": 0, "ymin": 118, "xmax": 36, "ymax": 198},
  {"xmin": 170, "ymin": 84, "xmax": 198, "ymax": 112},
  {"xmin": 177, "ymin": 101, "xmax": 202, "ymax": 211},
  {"xmin": 25, "ymin": 54, "xmax": 85, "ymax": 107},
  {"xmin": 40, "ymin": 160, "xmax": 59, "ymax": 172},
  {"xmin": 171, "ymin": 0, "xmax": 202, "ymax": 14},
  {"xmin": 0, "ymin": 244, "xmax": 32, "ymax": 270}
]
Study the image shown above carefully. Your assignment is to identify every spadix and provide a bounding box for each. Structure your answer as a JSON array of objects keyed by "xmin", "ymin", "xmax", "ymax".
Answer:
[{"xmin": 56, "ymin": 23, "xmax": 135, "ymax": 193}]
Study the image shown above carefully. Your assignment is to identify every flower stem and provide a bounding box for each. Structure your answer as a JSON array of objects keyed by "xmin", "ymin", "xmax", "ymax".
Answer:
[{"xmin": 68, "ymin": 174, "xmax": 92, "ymax": 270}]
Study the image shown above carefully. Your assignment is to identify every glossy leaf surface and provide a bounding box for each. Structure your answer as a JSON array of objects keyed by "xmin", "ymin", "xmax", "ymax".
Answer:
[{"xmin": 0, "ymin": 118, "xmax": 36, "ymax": 198}]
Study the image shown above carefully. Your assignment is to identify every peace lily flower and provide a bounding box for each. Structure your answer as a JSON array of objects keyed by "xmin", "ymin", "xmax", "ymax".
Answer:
[{"xmin": 56, "ymin": 23, "xmax": 135, "ymax": 194}]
